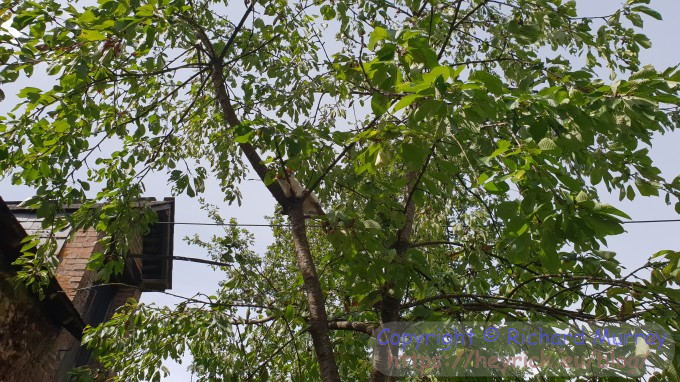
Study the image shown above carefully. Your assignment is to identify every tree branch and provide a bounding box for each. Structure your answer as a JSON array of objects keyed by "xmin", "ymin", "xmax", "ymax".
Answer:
[
  {"xmin": 218, "ymin": 2, "xmax": 255, "ymax": 60},
  {"xmin": 409, "ymin": 240, "xmax": 465, "ymax": 248},
  {"xmin": 402, "ymin": 293, "xmax": 652, "ymax": 322},
  {"xmin": 301, "ymin": 112, "xmax": 384, "ymax": 202},
  {"xmin": 328, "ymin": 321, "xmax": 375, "ymax": 335},
  {"xmin": 438, "ymin": 0, "xmax": 491, "ymax": 60},
  {"xmin": 403, "ymin": 140, "xmax": 438, "ymax": 213}
]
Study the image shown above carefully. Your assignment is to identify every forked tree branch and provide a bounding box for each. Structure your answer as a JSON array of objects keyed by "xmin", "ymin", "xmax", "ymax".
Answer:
[{"xmin": 438, "ymin": 0, "xmax": 491, "ymax": 60}]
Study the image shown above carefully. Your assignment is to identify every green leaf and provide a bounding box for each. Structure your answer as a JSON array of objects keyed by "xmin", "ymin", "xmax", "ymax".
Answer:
[
  {"xmin": 508, "ymin": 233, "xmax": 531, "ymax": 263},
  {"xmin": 399, "ymin": 142, "xmax": 428, "ymax": 170},
  {"xmin": 18, "ymin": 87, "xmax": 41, "ymax": 99},
  {"xmin": 651, "ymin": 250, "xmax": 675, "ymax": 260},
  {"xmin": 234, "ymin": 130, "xmax": 255, "ymax": 144},
  {"xmin": 582, "ymin": 214, "xmax": 624, "ymax": 236},
  {"xmin": 386, "ymin": 248, "xmax": 397, "ymax": 263},
  {"xmin": 320, "ymin": 5, "xmax": 336, "ymax": 20},
  {"xmin": 496, "ymin": 201, "xmax": 519, "ymax": 220},
  {"xmin": 476, "ymin": 172, "xmax": 490, "ymax": 186},
  {"xmin": 368, "ymin": 27, "xmax": 390, "ymax": 50},
  {"xmin": 21, "ymin": 239, "xmax": 38, "ymax": 252},
  {"xmin": 633, "ymin": 34, "xmax": 652, "ymax": 49},
  {"xmin": 53, "ymin": 119, "xmax": 69, "ymax": 133},
  {"xmin": 393, "ymin": 94, "xmax": 420, "ymax": 112},
  {"xmin": 484, "ymin": 180, "xmax": 510, "ymax": 195},
  {"xmin": 469, "ymin": 71, "xmax": 504, "ymax": 96},
  {"xmin": 375, "ymin": 150, "xmax": 391, "ymax": 167},
  {"xmin": 77, "ymin": 10, "xmax": 97, "ymax": 24},
  {"xmin": 80, "ymin": 29, "xmax": 107, "ymax": 41},
  {"xmin": 632, "ymin": 6, "xmax": 662, "ymax": 20},
  {"xmin": 284, "ymin": 304, "xmax": 295, "ymax": 320},
  {"xmin": 450, "ymin": 65, "xmax": 465, "ymax": 79},
  {"xmin": 422, "ymin": 66, "xmax": 451, "ymax": 83},
  {"xmin": 135, "ymin": 4, "xmax": 155, "ymax": 17},
  {"xmin": 626, "ymin": 12, "xmax": 644, "ymax": 27},
  {"xmin": 620, "ymin": 299, "xmax": 634, "ymax": 317},
  {"xmin": 594, "ymin": 203, "xmax": 632, "ymax": 220},
  {"xmin": 413, "ymin": 100, "xmax": 444, "ymax": 121},
  {"xmin": 635, "ymin": 178, "xmax": 659, "ymax": 196},
  {"xmin": 371, "ymin": 93, "xmax": 389, "ymax": 116},
  {"xmin": 575, "ymin": 191, "xmax": 589, "ymax": 203},
  {"xmin": 538, "ymin": 137, "xmax": 558, "ymax": 152},
  {"xmin": 539, "ymin": 246, "xmax": 560, "ymax": 273},
  {"xmin": 11, "ymin": 14, "xmax": 36, "ymax": 30},
  {"xmin": 594, "ymin": 250, "xmax": 616, "ymax": 260},
  {"xmin": 363, "ymin": 219, "xmax": 381, "ymax": 229},
  {"xmin": 489, "ymin": 139, "xmax": 511, "ymax": 159}
]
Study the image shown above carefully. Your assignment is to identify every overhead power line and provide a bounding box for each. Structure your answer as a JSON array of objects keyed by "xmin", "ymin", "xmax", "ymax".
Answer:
[
  {"xmin": 619, "ymin": 219, "xmax": 680, "ymax": 224},
  {"xmin": 128, "ymin": 254, "xmax": 232, "ymax": 268},
  {"xmin": 16, "ymin": 220, "xmax": 290, "ymax": 228},
  {"xmin": 18, "ymin": 218, "xmax": 680, "ymax": 228},
  {"xmin": 150, "ymin": 219, "xmax": 680, "ymax": 227},
  {"xmin": 166, "ymin": 221, "xmax": 288, "ymax": 227}
]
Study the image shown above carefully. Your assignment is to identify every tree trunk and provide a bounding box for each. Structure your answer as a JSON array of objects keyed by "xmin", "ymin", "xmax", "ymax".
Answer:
[
  {"xmin": 204, "ymin": 50, "xmax": 341, "ymax": 381},
  {"xmin": 289, "ymin": 201, "xmax": 342, "ymax": 382},
  {"xmin": 371, "ymin": 172, "xmax": 417, "ymax": 382},
  {"xmin": 370, "ymin": 294, "xmax": 400, "ymax": 382}
]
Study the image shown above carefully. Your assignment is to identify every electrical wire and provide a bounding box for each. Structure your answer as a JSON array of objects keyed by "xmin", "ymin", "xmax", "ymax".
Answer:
[
  {"xmin": 150, "ymin": 219, "xmax": 680, "ymax": 227},
  {"xmin": 16, "ymin": 218, "xmax": 680, "ymax": 228}
]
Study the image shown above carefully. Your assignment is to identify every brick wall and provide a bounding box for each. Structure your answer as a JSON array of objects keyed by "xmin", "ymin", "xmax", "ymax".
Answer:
[
  {"xmin": 54, "ymin": 228, "xmax": 102, "ymax": 316},
  {"xmin": 1, "ymin": 229, "xmax": 146, "ymax": 381},
  {"xmin": 0, "ymin": 262, "xmax": 78, "ymax": 382},
  {"xmin": 110, "ymin": 286, "xmax": 142, "ymax": 315},
  {"xmin": 107, "ymin": 234, "xmax": 143, "ymax": 316}
]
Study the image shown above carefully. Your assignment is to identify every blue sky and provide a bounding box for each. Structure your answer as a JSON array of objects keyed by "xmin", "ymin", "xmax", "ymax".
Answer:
[{"xmin": 1, "ymin": 0, "xmax": 679, "ymax": 380}]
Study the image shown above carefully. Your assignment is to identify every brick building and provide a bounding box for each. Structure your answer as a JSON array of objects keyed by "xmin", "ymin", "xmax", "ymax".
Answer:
[{"xmin": 0, "ymin": 197, "xmax": 175, "ymax": 381}]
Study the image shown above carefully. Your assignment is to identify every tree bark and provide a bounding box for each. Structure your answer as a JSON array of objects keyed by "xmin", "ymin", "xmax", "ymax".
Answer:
[
  {"xmin": 289, "ymin": 201, "xmax": 342, "ymax": 382},
  {"xmin": 371, "ymin": 172, "xmax": 417, "ymax": 382},
  {"xmin": 370, "ymin": 294, "xmax": 400, "ymax": 382},
  {"xmin": 200, "ymin": 37, "xmax": 341, "ymax": 381}
]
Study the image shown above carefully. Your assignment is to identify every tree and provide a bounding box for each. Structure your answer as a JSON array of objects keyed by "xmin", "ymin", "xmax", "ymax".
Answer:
[{"xmin": 1, "ymin": 0, "xmax": 680, "ymax": 380}]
